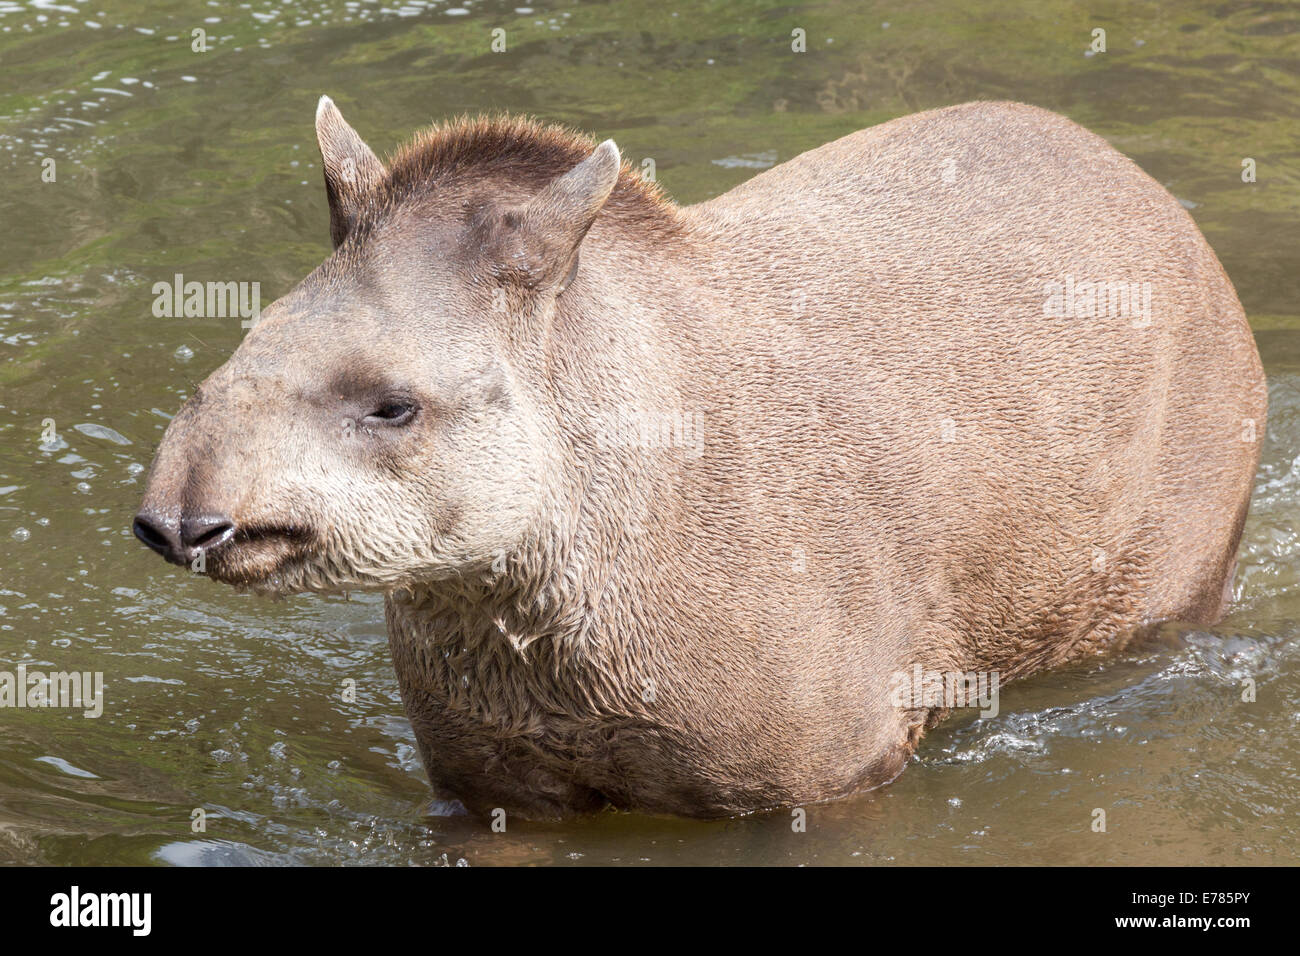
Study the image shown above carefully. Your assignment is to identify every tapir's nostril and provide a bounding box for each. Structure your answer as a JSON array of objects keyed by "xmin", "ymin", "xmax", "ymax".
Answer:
[
  {"xmin": 133, "ymin": 513, "xmax": 184, "ymax": 564},
  {"xmin": 180, "ymin": 514, "xmax": 235, "ymax": 551},
  {"xmin": 133, "ymin": 511, "xmax": 235, "ymax": 565}
]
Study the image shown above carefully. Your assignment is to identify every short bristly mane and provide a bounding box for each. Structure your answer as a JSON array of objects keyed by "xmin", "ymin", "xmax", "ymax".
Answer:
[{"xmin": 369, "ymin": 113, "xmax": 684, "ymax": 234}]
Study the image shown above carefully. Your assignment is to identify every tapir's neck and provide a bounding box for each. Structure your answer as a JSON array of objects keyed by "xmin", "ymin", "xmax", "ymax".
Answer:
[
  {"xmin": 383, "ymin": 470, "xmax": 659, "ymax": 724},
  {"xmin": 389, "ymin": 519, "xmax": 601, "ymax": 656}
]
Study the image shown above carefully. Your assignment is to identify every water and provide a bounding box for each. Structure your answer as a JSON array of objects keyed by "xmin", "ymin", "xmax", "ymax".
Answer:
[{"xmin": 1, "ymin": 0, "xmax": 1297, "ymax": 865}]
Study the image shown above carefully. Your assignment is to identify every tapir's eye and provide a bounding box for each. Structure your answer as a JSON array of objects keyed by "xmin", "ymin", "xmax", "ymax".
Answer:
[{"xmin": 363, "ymin": 401, "xmax": 417, "ymax": 427}]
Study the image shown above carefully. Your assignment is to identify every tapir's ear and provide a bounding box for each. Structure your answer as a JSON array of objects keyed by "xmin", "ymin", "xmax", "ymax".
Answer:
[
  {"xmin": 511, "ymin": 139, "xmax": 620, "ymax": 293},
  {"xmin": 315, "ymin": 95, "xmax": 386, "ymax": 248}
]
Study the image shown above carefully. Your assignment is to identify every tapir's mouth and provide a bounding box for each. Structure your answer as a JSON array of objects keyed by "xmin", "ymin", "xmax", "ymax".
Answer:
[{"xmin": 200, "ymin": 523, "xmax": 316, "ymax": 590}]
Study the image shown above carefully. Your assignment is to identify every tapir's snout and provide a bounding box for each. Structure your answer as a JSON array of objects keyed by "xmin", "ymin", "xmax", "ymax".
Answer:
[
  {"xmin": 133, "ymin": 509, "xmax": 235, "ymax": 566},
  {"xmin": 130, "ymin": 346, "xmax": 331, "ymax": 591}
]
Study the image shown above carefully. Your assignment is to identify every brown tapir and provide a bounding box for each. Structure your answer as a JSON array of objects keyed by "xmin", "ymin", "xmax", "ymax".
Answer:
[{"xmin": 134, "ymin": 97, "xmax": 1266, "ymax": 819}]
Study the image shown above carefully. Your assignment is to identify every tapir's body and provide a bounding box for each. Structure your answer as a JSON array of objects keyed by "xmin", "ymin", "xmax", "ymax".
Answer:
[{"xmin": 137, "ymin": 101, "xmax": 1266, "ymax": 818}]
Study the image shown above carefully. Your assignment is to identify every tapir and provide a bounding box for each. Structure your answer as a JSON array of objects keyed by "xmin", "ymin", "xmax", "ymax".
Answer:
[{"xmin": 134, "ymin": 98, "xmax": 1267, "ymax": 818}]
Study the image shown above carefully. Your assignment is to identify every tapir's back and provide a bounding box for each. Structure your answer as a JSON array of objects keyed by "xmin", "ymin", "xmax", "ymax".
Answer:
[{"xmin": 677, "ymin": 101, "xmax": 1264, "ymax": 674}]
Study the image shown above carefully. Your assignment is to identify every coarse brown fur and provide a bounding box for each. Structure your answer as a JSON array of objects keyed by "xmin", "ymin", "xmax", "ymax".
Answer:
[
  {"xmin": 382, "ymin": 114, "xmax": 683, "ymax": 230},
  {"xmin": 136, "ymin": 99, "xmax": 1267, "ymax": 819}
]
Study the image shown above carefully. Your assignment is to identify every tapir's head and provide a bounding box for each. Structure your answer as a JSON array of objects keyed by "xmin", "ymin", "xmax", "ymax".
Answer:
[{"xmin": 134, "ymin": 98, "xmax": 623, "ymax": 594}]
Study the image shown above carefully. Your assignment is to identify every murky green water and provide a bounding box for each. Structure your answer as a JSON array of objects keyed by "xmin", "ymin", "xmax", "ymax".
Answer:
[{"xmin": 1, "ymin": 0, "xmax": 1298, "ymax": 865}]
